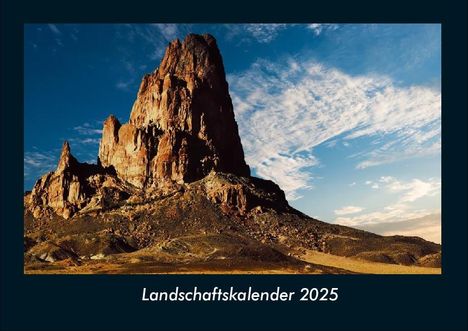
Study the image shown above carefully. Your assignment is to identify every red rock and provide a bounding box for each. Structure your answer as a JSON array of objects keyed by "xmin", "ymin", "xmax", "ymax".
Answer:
[
  {"xmin": 26, "ymin": 34, "xmax": 260, "ymax": 219},
  {"xmin": 99, "ymin": 33, "xmax": 250, "ymax": 188},
  {"xmin": 26, "ymin": 141, "xmax": 131, "ymax": 219}
]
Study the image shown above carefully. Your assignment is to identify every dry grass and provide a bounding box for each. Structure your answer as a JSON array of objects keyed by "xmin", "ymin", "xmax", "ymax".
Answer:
[{"xmin": 299, "ymin": 250, "xmax": 441, "ymax": 274}]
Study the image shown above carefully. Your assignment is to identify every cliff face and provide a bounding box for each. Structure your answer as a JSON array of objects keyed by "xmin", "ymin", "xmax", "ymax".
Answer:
[
  {"xmin": 26, "ymin": 34, "xmax": 263, "ymax": 219},
  {"xmin": 26, "ymin": 142, "xmax": 130, "ymax": 219},
  {"xmin": 27, "ymin": 142, "xmax": 95, "ymax": 219},
  {"xmin": 98, "ymin": 34, "xmax": 249, "ymax": 189}
]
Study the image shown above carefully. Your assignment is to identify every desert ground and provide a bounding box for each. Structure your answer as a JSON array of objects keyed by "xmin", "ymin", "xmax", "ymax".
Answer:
[{"xmin": 25, "ymin": 248, "xmax": 441, "ymax": 275}]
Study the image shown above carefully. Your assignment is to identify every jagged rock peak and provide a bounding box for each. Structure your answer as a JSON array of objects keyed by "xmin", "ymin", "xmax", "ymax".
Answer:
[
  {"xmin": 99, "ymin": 33, "xmax": 250, "ymax": 188},
  {"xmin": 129, "ymin": 33, "xmax": 230, "ymax": 128},
  {"xmin": 104, "ymin": 114, "xmax": 121, "ymax": 129},
  {"xmin": 56, "ymin": 141, "xmax": 78, "ymax": 173},
  {"xmin": 156, "ymin": 33, "xmax": 227, "ymax": 86}
]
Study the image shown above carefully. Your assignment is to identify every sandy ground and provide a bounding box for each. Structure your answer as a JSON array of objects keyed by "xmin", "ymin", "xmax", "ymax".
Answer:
[{"xmin": 299, "ymin": 250, "xmax": 441, "ymax": 274}]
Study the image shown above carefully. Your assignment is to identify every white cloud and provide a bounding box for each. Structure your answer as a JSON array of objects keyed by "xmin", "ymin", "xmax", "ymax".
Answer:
[
  {"xmin": 24, "ymin": 151, "xmax": 55, "ymax": 169},
  {"xmin": 380, "ymin": 176, "xmax": 441, "ymax": 203},
  {"xmin": 24, "ymin": 150, "xmax": 57, "ymax": 179},
  {"xmin": 255, "ymin": 153, "xmax": 318, "ymax": 200},
  {"xmin": 116, "ymin": 79, "xmax": 134, "ymax": 91},
  {"xmin": 48, "ymin": 24, "xmax": 61, "ymax": 35},
  {"xmin": 349, "ymin": 182, "xmax": 356, "ymax": 187},
  {"xmin": 307, "ymin": 24, "xmax": 338, "ymax": 36},
  {"xmin": 151, "ymin": 24, "xmax": 179, "ymax": 41},
  {"xmin": 226, "ymin": 24, "xmax": 337, "ymax": 43},
  {"xmin": 69, "ymin": 121, "xmax": 103, "ymax": 145},
  {"xmin": 68, "ymin": 137, "xmax": 100, "ymax": 145},
  {"xmin": 25, "ymin": 118, "xmax": 104, "ymax": 188},
  {"xmin": 324, "ymin": 139, "xmax": 338, "ymax": 148},
  {"xmin": 115, "ymin": 24, "xmax": 191, "ymax": 63},
  {"xmin": 83, "ymin": 158, "xmax": 98, "ymax": 164},
  {"xmin": 245, "ymin": 24, "xmax": 287, "ymax": 43},
  {"xmin": 47, "ymin": 24, "xmax": 65, "ymax": 47},
  {"xmin": 24, "ymin": 144, "xmax": 100, "ymax": 188},
  {"xmin": 334, "ymin": 177, "xmax": 440, "ymax": 227},
  {"xmin": 224, "ymin": 24, "xmax": 288, "ymax": 43},
  {"xmin": 229, "ymin": 57, "xmax": 440, "ymax": 200},
  {"xmin": 73, "ymin": 122, "xmax": 102, "ymax": 136},
  {"xmin": 379, "ymin": 176, "xmax": 393, "ymax": 183},
  {"xmin": 334, "ymin": 205, "xmax": 364, "ymax": 215},
  {"xmin": 335, "ymin": 204, "xmax": 433, "ymax": 227},
  {"xmin": 355, "ymin": 213, "xmax": 441, "ymax": 243}
]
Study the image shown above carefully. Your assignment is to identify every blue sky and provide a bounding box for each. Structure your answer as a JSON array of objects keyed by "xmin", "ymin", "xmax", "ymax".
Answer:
[{"xmin": 24, "ymin": 24, "xmax": 441, "ymax": 242}]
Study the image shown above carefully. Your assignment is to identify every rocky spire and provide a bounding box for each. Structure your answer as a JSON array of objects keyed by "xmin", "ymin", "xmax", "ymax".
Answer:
[
  {"xmin": 56, "ymin": 141, "xmax": 78, "ymax": 173},
  {"xmin": 98, "ymin": 33, "xmax": 250, "ymax": 188}
]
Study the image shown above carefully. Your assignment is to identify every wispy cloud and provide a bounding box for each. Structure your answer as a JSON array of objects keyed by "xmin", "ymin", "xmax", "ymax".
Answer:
[
  {"xmin": 225, "ymin": 23, "xmax": 337, "ymax": 43},
  {"xmin": 335, "ymin": 204, "xmax": 434, "ymax": 227},
  {"xmin": 224, "ymin": 24, "xmax": 288, "ymax": 44},
  {"xmin": 151, "ymin": 24, "xmax": 180, "ymax": 41},
  {"xmin": 113, "ymin": 24, "xmax": 192, "ymax": 92},
  {"xmin": 229, "ymin": 57, "xmax": 440, "ymax": 200},
  {"xmin": 355, "ymin": 213, "xmax": 441, "ymax": 243},
  {"xmin": 24, "ymin": 139, "xmax": 100, "ymax": 186},
  {"xmin": 68, "ymin": 137, "xmax": 101, "ymax": 145},
  {"xmin": 25, "ymin": 119, "xmax": 104, "ymax": 184},
  {"xmin": 114, "ymin": 58, "xmax": 138, "ymax": 91},
  {"xmin": 116, "ymin": 24, "xmax": 191, "ymax": 61},
  {"xmin": 48, "ymin": 24, "xmax": 61, "ymax": 35},
  {"xmin": 24, "ymin": 150, "xmax": 58, "ymax": 180},
  {"xmin": 334, "ymin": 205, "xmax": 364, "ymax": 215},
  {"xmin": 324, "ymin": 139, "xmax": 338, "ymax": 148},
  {"xmin": 379, "ymin": 176, "xmax": 441, "ymax": 203},
  {"xmin": 24, "ymin": 151, "xmax": 55, "ymax": 169},
  {"xmin": 255, "ymin": 153, "xmax": 318, "ymax": 200},
  {"xmin": 29, "ymin": 24, "xmax": 81, "ymax": 50},
  {"xmin": 66, "ymin": 120, "xmax": 103, "ymax": 149},
  {"xmin": 69, "ymin": 120, "xmax": 103, "ymax": 146},
  {"xmin": 115, "ymin": 79, "xmax": 135, "ymax": 91},
  {"xmin": 334, "ymin": 176, "xmax": 440, "ymax": 227},
  {"xmin": 365, "ymin": 180, "xmax": 380, "ymax": 189},
  {"xmin": 47, "ymin": 24, "xmax": 65, "ymax": 47},
  {"xmin": 70, "ymin": 26, "xmax": 80, "ymax": 41},
  {"xmin": 73, "ymin": 122, "xmax": 102, "ymax": 136},
  {"xmin": 307, "ymin": 24, "xmax": 338, "ymax": 36},
  {"xmin": 244, "ymin": 24, "xmax": 288, "ymax": 43}
]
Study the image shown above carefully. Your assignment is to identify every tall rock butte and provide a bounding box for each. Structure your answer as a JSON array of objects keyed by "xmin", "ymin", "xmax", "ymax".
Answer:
[
  {"xmin": 98, "ymin": 34, "xmax": 250, "ymax": 188},
  {"xmin": 26, "ymin": 33, "xmax": 264, "ymax": 220}
]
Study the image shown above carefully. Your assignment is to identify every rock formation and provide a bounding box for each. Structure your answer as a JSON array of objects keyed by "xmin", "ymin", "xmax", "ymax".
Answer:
[
  {"xmin": 26, "ymin": 33, "xmax": 257, "ymax": 219},
  {"xmin": 98, "ymin": 34, "xmax": 249, "ymax": 189},
  {"xmin": 26, "ymin": 141, "xmax": 132, "ymax": 219},
  {"xmin": 27, "ymin": 141, "xmax": 90, "ymax": 219}
]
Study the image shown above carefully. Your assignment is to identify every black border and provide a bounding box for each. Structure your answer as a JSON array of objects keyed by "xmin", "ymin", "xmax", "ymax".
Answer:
[{"xmin": 1, "ymin": 0, "xmax": 467, "ymax": 330}]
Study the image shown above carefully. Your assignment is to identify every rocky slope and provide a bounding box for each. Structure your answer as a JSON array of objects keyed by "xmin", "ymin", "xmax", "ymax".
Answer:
[{"xmin": 24, "ymin": 34, "xmax": 441, "ymax": 273}]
